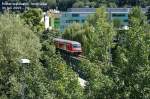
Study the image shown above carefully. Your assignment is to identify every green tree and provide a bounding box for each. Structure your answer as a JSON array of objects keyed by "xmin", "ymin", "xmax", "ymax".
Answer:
[
  {"xmin": 72, "ymin": 1, "xmax": 85, "ymax": 8},
  {"xmin": 111, "ymin": 7, "xmax": 150, "ymax": 98},
  {"xmin": 91, "ymin": 8, "xmax": 116, "ymax": 64},
  {"xmin": 21, "ymin": 8, "xmax": 44, "ymax": 34},
  {"xmin": 46, "ymin": 0, "xmax": 57, "ymax": 8},
  {"xmin": 63, "ymin": 7, "xmax": 116, "ymax": 65},
  {"xmin": 113, "ymin": 18, "xmax": 122, "ymax": 29},
  {"xmin": 75, "ymin": 59, "xmax": 114, "ymax": 99},
  {"xmin": 63, "ymin": 7, "xmax": 116, "ymax": 98},
  {"xmin": 40, "ymin": 30, "xmax": 85, "ymax": 99},
  {"xmin": 83, "ymin": 7, "xmax": 116, "ymax": 99},
  {"xmin": 63, "ymin": 22, "xmax": 96, "ymax": 59},
  {"xmin": 146, "ymin": 7, "xmax": 150, "ymax": 23},
  {"xmin": 0, "ymin": 13, "xmax": 55, "ymax": 99},
  {"xmin": 0, "ymin": 13, "xmax": 84, "ymax": 99},
  {"xmin": 140, "ymin": 0, "xmax": 150, "ymax": 6}
]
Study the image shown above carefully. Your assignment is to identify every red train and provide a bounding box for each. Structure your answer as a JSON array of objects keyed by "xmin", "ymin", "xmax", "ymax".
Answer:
[{"xmin": 54, "ymin": 38, "xmax": 82, "ymax": 56}]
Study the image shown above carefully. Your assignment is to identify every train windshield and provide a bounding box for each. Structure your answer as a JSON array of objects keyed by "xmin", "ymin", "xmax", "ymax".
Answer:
[{"xmin": 73, "ymin": 44, "xmax": 81, "ymax": 48}]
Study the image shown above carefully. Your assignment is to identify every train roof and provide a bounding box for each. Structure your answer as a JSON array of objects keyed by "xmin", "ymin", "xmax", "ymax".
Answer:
[{"xmin": 54, "ymin": 38, "xmax": 81, "ymax": 45}]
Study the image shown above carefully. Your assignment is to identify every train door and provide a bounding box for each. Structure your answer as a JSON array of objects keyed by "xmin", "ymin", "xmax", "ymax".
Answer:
[{"xmin": 66, "ymin": 43, "xmax": 72, "ymax": 51}]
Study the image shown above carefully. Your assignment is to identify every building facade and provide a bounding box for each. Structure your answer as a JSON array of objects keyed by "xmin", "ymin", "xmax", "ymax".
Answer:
[
  {"xmin": 42, "ymin": 9, "xmax": 61, "ymax": 30},
  {"xmin": 107, "ymin": 8, "xmax": 130, "ymax": 27},
  {"xmin": 60, "ymin": 8, "xmax": 96, "ymax": 32},
  {"xmin": 48, "ymin": 9, "xmax": 60, "ymax": 30},
  {"xmin": 60, "ymin": 7, "xmax": 147, "ymax": 32}
]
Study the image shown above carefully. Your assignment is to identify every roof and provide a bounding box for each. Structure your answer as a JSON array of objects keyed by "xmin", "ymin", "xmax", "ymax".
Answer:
[
  {"xmin": 67, "ymin": 8, "xmax": 131, "ymax": 13},
  {"xmin": 107, "ymin": 8, "xmax": 130, "ymax": 13},
  {"xmin": 54, "ymin": 38, "xmax": 81, "ymax": 45},
  {"xmin": 66, "ymin": 7, "xmax": 147, "ymax": 13},
  {"xmin": 67, "ymin": 8, "xmax": 96, "ymax": 12}
]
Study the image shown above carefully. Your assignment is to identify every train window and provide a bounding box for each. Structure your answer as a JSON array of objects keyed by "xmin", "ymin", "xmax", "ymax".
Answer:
[
  {"xmin": 73, "ymin": 44, "xmax": 81, "ymax": 48},
  {"xmin": 59, "ymin": 43, "xmax": 64, "ymax": 48}
]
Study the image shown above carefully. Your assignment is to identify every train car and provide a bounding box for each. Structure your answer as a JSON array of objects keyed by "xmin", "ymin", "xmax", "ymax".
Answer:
[{"xmin": 54, "ymin": 38, "xmax": 82, "ymax": 56}]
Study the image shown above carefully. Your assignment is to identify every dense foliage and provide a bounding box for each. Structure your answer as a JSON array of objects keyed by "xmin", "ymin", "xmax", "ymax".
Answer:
[
  {"xmin": 21, "ymin": 8, "xmax": 44, "ymax": 34},
  {"xmin": 0, "ymin": 1, "xmax": 150, "ymax": 98},
  {"xmin": 63, "ymin": 7, "xmax": 115, "ymax": 98},
  {"xmin": 111, "ymin": 7, "xmax": 150, "ymax": 98},
  {"xmin": 63, "ymin": 7, "xmax": 150, "ymax": 98},
  {"xmin": 0, "ymin": 13, "xmax": 50, "ymax": 99},
  {"xmin": 63, "ymin": 7, "xmax": 116, "ymax": 64},
  {"xmin": 40, "ymin": 30, "xmax": 84, "ymax": 99},
  {"xmin": 0, "ymin": 11, "xmax": 84, "ymax": 98}
]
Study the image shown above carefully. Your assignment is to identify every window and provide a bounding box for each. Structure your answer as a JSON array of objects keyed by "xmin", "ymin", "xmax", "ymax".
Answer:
[
  {"xmin": 64, "ymin": 14, "xmax": 67, "ymax": 17},
  {"xmin": 82, "ymin": 20, "xmax": 85, "ymax": 23},
  {"xmin": 112, "ymin": 13, "xmax": 126, "ymax": 17},
  {"xmin": 73, "ymin": 44, "xmax": 81, "ymax": 48},
  {"xmin": 72, "ymin": 14, "xmax": 79, "ymax": 17},
  {"xmin": 66, "ymin": 20, "xmax": 73, "ymax": 23},
  {"xmin": 66, "ymin": 20, "xmax": 69, "ymax": 23},
  {"xmin": 74, "ymin": 20, "xmax": 80, "ymax": 22},
  {"xmin": 124, "ymin": 19, "xmax": 128, "ymax": 22}
]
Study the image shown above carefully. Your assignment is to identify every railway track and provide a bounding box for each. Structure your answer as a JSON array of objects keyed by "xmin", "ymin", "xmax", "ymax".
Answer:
[{"xmin": 60, "ymin": 52, "xmax": 88, "ymax": 79}]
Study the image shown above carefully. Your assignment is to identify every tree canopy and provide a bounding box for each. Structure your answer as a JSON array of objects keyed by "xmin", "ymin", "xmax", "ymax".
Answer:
[
  {"xmin": 110, "ymin": 7, "xmax": 150, "ymax": 98},
  {"xmin": 63, "ymin": 6, "xmax": 150, "ymax": 98},
  {"xmin": 0, "ymin": 13, "xmax": 84, "ymax": 99},
  {"xmin": 0, "ymin": 1, "xmax": 150, "ymax": 98}
]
